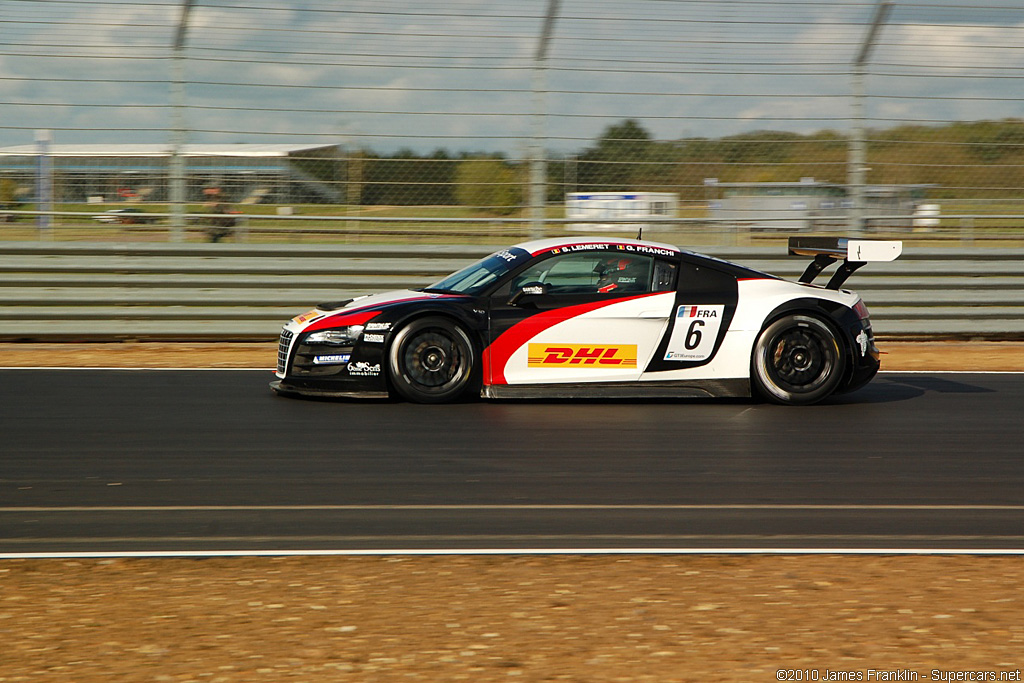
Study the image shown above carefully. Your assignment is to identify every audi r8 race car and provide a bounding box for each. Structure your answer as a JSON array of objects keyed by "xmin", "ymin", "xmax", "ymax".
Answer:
[{"xmin": 272, "ymin": 236, "xmax": 901, "ymax": 406}]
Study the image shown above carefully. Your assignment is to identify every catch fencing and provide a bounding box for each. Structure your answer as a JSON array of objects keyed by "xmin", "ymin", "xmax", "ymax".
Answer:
[{"xmin": 2, "ymin": 1, "xmax": 1024, "ymax": 242}]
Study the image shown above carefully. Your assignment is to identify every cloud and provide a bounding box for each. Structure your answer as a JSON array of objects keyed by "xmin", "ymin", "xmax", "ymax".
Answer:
[
  {"xmin": 1, "ymin": 1, "xmax": 1022, "ymax": 153},
  {"xmin": 878, "ymin": 22, "xmax": 1024, "ymax": 71}
]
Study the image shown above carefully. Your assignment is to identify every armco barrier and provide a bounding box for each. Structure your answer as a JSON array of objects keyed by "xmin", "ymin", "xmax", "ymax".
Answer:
[{"xmin": 1, "ymin": 241, "xmax": 1022, "ymax": 340}]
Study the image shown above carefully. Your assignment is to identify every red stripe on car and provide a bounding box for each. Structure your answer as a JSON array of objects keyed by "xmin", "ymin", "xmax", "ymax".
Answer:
[
  {"xmin": 482, "ymin": 292, "xmax": 661, "ymax": 386},
  {"xmin": 302, "ymin": 309, "xmax": 384, "ymax": 333}
]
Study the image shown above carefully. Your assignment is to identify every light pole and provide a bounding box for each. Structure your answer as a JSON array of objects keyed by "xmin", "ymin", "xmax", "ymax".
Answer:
[{"xmin": 849, "ymin": 0, "xmax": 893, "ymax": 235}]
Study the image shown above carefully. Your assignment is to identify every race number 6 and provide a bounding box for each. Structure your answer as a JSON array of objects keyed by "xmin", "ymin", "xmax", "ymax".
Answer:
[
  {"xmin": 664, "ymin": 304, "xmax": 724, "ymax": 362},
  {"xmin": 685, "ymin": 318, "xmax": 704, "ymax": 350}
]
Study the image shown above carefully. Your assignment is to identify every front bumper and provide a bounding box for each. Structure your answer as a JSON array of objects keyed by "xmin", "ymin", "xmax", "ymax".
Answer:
[
  {"xmin": 270, "ymin": 379, "xmax": 388, "ymax": 400},
  {"xmin": 273, "ymin": 325, "xmax": 390, "ymax": 398}
]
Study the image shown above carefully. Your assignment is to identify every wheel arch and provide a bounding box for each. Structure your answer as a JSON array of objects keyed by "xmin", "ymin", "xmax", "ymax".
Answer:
[
  {"xmin": 751, "ymin": 298, "xmax": 860, "ymax": 396},
  {"xmin": 385, "ymin": 308, "xmax": 486, "ymax": 358},
  {"xmin": 383, "ymin": 309, "xmax": 484, "ymax": 401}
]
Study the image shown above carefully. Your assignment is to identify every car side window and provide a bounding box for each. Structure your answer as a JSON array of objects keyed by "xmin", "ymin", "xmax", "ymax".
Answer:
[
  {"xmin": 512, "ymin": 252, "xmax": 656, "ymax": 295},
  {"xmin": 653, "ymin": 260, "xmax": 677, "ymax": 292}
]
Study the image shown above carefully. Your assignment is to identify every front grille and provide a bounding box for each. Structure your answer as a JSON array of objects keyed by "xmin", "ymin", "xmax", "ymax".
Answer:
[{"xmin": 277, "ymin": 328, "xmax": 294, "ymax": 374}]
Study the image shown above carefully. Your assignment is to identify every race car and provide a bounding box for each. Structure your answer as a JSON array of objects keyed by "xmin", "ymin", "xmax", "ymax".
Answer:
[{"xmin": 271, "ymin": 236, "xmax": 901, "ymax": 405}]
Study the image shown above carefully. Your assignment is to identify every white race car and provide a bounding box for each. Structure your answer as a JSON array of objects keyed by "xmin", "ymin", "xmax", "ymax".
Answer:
[{"xmin": 272, "ymin": 236, "xmax": 901, "ymax": 405}]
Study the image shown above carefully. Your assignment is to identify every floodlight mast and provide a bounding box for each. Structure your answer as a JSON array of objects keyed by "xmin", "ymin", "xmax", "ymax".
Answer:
[
  {"xmin": 849, "ymin": 0, "xmax": 893, "ymax": 236},
  {"xmin": 530, "ymin": 0, "xmax": 560, "ymax": 239},
  {"xmin": 170, "ymin": 0, "xmax": 195, "ymax": 242}
]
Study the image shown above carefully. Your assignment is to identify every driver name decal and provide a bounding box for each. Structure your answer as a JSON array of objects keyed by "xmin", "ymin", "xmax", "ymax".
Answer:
[
  {"xmin": 527, "ymin": 344, "xmax": 638, "ymax": 368},
  {"xmin": 547, "ymin": 243, "xmax": 676, "ymax": 258}
]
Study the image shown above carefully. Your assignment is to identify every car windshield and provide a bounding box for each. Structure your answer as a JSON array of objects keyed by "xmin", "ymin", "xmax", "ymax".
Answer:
[{"xmin": 423, "ymin": 247, "xmax": 531, "ymax": 295}]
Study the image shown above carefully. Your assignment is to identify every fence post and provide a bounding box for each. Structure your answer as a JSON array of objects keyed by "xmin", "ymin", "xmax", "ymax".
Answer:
[
  {"xmin": 35, "ymin": 129, "xmax": 53, "ymax": 240},
  {"xmin": 169, "ymin": 0, "xmax": 194, "ymax": 243},
  {"xmin": 530, "ymin": 0, "xmax": 560, "ymax": 240},
  {"xmin": 848, "ymin": 0, "xmax": 892, "ymax": 237}
]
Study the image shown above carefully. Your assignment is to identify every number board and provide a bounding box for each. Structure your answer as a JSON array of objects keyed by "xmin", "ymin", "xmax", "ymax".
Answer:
[{"xmin": 663, "ymin": 304, "xmax": 725, "ymax": 362}]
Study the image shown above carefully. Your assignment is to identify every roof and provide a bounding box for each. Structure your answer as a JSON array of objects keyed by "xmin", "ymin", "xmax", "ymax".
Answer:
[
  {"xmin": 706, "ymin": 179, "xmax": 937, "ymax": 191},
  {"xmin": 515, "ymin": 236, "xmax": 681, "ymax": 257},
  {"xmin": 0, "ymin": 143, "xmax": 339, "ymax": 158},
  {"xmin": 708, "ymin": 181, "xmax": 840, "ymax": 188}
]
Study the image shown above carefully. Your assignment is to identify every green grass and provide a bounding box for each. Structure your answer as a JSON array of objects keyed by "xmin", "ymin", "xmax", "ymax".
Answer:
[{"xmin": 3, "ymin": 201, "xmax": 1022, "ymax": 246}]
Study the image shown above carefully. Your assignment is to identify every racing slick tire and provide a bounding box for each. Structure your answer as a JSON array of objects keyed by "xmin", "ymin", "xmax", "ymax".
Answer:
[
  {"xmin": 387, "ymin": 316, "xmax": 477, "ymax": 404},
  {"xmin": 752, "ymin": 314, "xmax": 844, "ymax": 406}
]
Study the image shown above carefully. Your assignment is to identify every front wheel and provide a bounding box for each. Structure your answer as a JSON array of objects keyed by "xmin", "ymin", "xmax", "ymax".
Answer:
[
  {"xmin": 752, "ymin": 314, "xmax": 844, "ymax": 405},
  {"xmin": 387, "ymin": 317, "xmax": 477, "ymax": 404}
]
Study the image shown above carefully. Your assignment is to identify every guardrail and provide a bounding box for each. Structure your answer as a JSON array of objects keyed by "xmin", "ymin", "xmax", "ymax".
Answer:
[{"xmin": 1, "ymin": 241, "xmax": 1022, "ymax": 340}]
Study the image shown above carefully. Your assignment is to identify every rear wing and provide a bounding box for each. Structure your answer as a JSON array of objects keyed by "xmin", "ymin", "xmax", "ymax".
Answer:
[{"xmin": 788, "ymin": 237, "xmax": 902, "ymax": 290}]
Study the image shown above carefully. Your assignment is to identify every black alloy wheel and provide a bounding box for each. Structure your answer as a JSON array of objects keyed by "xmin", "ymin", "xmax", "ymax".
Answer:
[
  {"xmin": 387, "ymin": 316, "xmax": 476, "ymax": 403},
  {"xmin": 752, "ymin": 314, "xmax": 844, "ymax": 405}
]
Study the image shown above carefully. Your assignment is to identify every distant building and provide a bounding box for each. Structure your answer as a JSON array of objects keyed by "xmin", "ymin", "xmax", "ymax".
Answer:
[
  {"xmin": 566, "ymin": 192, "xmax": 679, "ymax": 232},
  {"xmin": 0, "ymin": 143, "xmax": 345, "ymax": 204},
  {"xmin": 703, "ymin": 178, "xmax": 935, "ymax": 230}
]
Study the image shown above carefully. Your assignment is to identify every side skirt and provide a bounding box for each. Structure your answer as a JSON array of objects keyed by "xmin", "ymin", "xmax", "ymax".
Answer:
[{"xmin": 482, "ymin": 379, "xmax": 750, "ymax": 400}]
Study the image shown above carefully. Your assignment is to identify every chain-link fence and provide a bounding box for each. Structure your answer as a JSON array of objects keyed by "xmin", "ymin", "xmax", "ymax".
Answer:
[{"xmin": 1, "ymin": 0, "xmax": 1023, "ymax": 243}]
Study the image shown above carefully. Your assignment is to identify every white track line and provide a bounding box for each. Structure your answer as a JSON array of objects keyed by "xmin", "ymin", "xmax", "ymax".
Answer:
[
  {"xmin": 879, "ymin": 370, "xmax": 1022, "ymax": 374},
  {"xmin": 3, "ymin": 548, "xmax": 1024, "ymax": 559},
  {"xmin": 4, "ymin": 504, "xmax": 1024, "ymax": 512}
]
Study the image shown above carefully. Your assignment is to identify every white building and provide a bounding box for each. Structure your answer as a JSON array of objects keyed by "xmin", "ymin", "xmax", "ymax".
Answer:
[
  {"xmin": 565, "ymin": 192, "xmax": 679, "ymax": 232},
  {"xmin": 0, "ymin": 143, "xmax": 344, "ymax": 204}
]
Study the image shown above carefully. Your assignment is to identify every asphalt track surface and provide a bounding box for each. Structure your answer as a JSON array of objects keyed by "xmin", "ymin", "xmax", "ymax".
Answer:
[{"xmin": 1, "ymin": 369, "xmax": 1023, "ymax": 554}]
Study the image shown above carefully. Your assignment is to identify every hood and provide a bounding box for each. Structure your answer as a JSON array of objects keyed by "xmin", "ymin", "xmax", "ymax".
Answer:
[{"xmin": 284, "ymin": 289, "xmax": 466, "ymax": 334}]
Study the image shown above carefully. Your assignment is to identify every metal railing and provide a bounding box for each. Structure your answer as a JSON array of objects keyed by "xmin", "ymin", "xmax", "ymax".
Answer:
[{"xmin": 2, "ymin": 241, "xmax": 1022, "ymax": 341}]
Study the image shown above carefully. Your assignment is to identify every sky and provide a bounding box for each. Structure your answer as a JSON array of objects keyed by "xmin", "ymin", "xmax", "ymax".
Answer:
[{"xmin": 1, "ymin": 0, "xmax": 1023, "ymax": 155}]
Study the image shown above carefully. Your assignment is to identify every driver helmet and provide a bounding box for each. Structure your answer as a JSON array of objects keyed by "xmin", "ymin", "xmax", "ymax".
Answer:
[{"xmin": 596, "ymin": 257, "xmax": 636, "ymax": 293}]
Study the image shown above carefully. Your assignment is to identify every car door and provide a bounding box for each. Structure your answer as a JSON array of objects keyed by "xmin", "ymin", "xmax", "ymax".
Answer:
[
  {"xmin": 642, "ymin": 257, "xmax": 742, "ymax": 375},
  {"xmin": 484, "ymin": 249, "xmax": 677, "ymax": 386}
]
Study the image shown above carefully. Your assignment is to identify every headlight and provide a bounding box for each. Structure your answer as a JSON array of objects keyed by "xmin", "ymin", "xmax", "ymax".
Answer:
[{"xmin": 305, "ymin": 325, "xmax": 364, "ymax": 346}]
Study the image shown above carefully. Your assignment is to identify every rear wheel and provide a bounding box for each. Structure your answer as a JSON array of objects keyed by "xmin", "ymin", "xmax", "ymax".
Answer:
[
  {"xmin": 387, "ymin": 317, "xmax": 476, "ymax": 404},
  {"xmin": 752, "ymin": 314, "xmax": 844, "ymax": 405}
]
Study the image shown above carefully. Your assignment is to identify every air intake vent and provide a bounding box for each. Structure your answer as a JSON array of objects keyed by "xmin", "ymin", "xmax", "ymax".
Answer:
[{"xmin": 277, "ymin": 328, "xmax": 294, "ymax": 374}]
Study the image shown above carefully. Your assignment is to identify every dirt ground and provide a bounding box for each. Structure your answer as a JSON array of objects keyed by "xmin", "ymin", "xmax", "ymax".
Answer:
[
  {"xmin": 1, "ymin": 341, "xmax": 1022, "ymax": 682},
  {"xmin": 1, "ymin": 555, "xmax": 1023, "ymax": 682}
]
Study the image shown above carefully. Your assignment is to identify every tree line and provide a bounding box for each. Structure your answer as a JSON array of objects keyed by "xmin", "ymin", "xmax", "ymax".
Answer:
[{"xmin": 307, "ymin": 118, "xmax": 1024, "ymax": 212}]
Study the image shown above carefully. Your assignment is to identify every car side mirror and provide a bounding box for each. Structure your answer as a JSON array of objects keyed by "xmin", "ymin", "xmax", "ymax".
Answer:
[{"xmin": 509, "ymin": 282, "xmax": 548, "ymax": 306}]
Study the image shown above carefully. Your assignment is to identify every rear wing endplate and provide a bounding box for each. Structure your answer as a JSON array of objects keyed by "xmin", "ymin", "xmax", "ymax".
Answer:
[{"xmin": 788, "ymin": 237, "xmax": 902, "ymax": 290}]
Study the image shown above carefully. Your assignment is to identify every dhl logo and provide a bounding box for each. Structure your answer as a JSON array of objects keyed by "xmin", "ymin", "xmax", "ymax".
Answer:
[{"xmin": 527, "ymin": 344, "xmax": 637, "ymax": 368}]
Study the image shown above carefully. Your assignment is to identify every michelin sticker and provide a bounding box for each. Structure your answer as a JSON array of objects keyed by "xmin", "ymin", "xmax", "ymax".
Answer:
[
  {"xmin": 856, "ymin": 330, "xmax": 869, "ymax": 357},
  {"xmin": 313, "ymin": 354, "xmax": 350, "ymax": 365},
  {"xmin": 664, "ymin": 305, "xmax": 724, "ymax": 362}
]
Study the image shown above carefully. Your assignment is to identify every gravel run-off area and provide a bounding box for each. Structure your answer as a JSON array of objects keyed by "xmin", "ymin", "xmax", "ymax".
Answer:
[{"xmin": 1, "ymin": 341, "xmax": 1022, "ymax": 682}]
